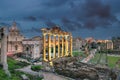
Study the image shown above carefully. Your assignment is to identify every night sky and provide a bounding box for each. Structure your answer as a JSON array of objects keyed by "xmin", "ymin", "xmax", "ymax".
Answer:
[{"xmin": 0, "ymin": 0, "xmax": 120, "ymax": 39}]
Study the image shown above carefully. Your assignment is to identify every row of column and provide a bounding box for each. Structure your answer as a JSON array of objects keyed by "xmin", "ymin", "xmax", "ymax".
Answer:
[{"xmin": 43, "ymin": 33, "xmax": 72, "ymax": 61}]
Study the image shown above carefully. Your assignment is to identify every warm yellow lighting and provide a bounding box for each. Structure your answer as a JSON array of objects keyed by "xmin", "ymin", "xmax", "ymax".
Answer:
[{"xmin": 41, "ymin": 27, "xmax": 73, "ymax": 66}]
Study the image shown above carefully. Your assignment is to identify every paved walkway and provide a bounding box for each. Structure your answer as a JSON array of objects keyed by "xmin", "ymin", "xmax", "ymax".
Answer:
[
  {"xmin": 16, "ymin": 65, "xmax": 69, "ymax": 80},
  {"xmin": 81, "ymin": 49, "xmax": 96, "ymax": 63}
]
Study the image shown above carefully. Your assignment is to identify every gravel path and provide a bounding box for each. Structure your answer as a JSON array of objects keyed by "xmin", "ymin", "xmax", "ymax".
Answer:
[
  {"xmin": 43, "ymin": 72, "xmax": 68, "ymax": 80},
  {"xmin": 16, "ymin": 65, "xmax": 69, "ymax": 80}
]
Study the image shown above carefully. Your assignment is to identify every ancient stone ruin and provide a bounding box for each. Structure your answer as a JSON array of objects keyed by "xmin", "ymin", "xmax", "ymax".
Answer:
[{"xmin": 53, "ymin": 57, "xmax": 117, "ymax": 80}]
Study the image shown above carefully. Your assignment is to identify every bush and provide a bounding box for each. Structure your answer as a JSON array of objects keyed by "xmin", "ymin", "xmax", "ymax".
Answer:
[
  {"xmin": 15, "ymin": 61, "xmax": 30, "ymax": 67},
  {"xmin": 8, "ymin": 57, "xmax": 30, "ymax": 70},
  {"xmin": 31, "ymin": 65, "xmax": 43, "ymax": 72}
]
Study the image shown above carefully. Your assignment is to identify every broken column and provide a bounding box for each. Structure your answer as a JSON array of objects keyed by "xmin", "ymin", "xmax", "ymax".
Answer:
[{"xmin": 0, "ymin": 27, "xmax": 11, "ymax": 77}]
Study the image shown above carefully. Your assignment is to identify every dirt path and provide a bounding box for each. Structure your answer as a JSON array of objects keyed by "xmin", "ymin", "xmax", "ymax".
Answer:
[
  {"xmin": 81, "ymin": 49, "xmax": 96, "ymax": 63},
  {"xmin": 16, "ymin": 65, "xmax": 69, "ymax": 80},
  {"xmin": 43, "ymin": 72, "xmax": 68, "ymax": 80}
]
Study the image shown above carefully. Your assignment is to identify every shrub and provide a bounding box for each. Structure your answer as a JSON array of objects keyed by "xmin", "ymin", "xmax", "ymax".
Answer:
[{"xmin": 31, "ymin": 65, "xmax": 43, "ymax": 72}]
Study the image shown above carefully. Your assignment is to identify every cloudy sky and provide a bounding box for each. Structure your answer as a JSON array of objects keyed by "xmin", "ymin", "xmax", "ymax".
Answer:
[{"xmin": 0, "ymin": 0, "xmax": 120, "ymax": 39}]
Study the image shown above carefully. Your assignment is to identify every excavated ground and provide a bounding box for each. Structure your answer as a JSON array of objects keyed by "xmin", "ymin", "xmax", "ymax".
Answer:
[{"xmin": 52, "ymin": 56, "xmax": 118, "ymax": 80}]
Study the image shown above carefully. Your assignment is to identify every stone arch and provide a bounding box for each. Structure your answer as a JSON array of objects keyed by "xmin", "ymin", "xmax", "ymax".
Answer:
[{"xmin": 23, "ymin": 45, "xmax": 32, "ymax": 54}]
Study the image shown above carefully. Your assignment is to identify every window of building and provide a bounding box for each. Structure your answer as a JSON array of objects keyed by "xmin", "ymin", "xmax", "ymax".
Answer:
[{"xmin": 15, "ymin": 45, "xmax": 18, "ymax": 50}]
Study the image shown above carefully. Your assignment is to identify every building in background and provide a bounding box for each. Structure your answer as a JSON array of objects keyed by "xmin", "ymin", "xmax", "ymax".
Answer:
[
  {"xmin": 73, "ymin": 37, "xmax": 83, "ymax": 51},
  {"xmin": 113, "ymin": 39, "xmax": 120, "ymax": 50},
  {"xmin": 97, "ymin": 40, "xmax": 113, "ymax": 50},
  {"xmin": 0, "ymin": 21, "xmax": 43, "ymax": 59},
  {"xmin": 106, "ymin": 40, "xmax": 113, "ymax": 50},
  {"xmin": 7, "ymin": 22, "xmax": 24, "ymax": 55},
  {"xmin": 22, "ymin": 38, "xmax": 41, "ymax": 59}
]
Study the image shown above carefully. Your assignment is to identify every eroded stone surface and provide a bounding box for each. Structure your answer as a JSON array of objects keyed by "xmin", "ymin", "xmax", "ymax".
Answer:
[{"xmin": 53, "ymin": 57, "xmax": 117, "ymax": 80}]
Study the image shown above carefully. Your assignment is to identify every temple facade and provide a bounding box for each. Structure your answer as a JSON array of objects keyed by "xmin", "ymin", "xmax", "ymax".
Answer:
[{"xmin": 41, "ymin": 26, "xmax": 73, "ymax": 62}]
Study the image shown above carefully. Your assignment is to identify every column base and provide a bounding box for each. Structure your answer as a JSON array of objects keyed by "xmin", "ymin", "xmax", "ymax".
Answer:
[{"xmin": 43, "ymin": 59, "xmax": 48, "ymax": 62}]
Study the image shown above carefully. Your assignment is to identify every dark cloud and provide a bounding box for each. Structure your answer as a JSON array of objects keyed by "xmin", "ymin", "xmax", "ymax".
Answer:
[
  {"xmin": 24, "ymin": 16, "xmax": 37, "ymax": 21},
  {"xmin": 83, "ymin": 0, "xmax": 110, "ymax": 18},
  {"xmin": 39, "ymin": 0, "xmax": 120, "ymax": 31},
  {"xmin": 43, "ymin": 0, "xmax": 69, "ymax": 7},
  {"xmin": 61, "ymin": 18, "xmax": 82, "ymax": 31},
  {"xmin": 81, "ymin": 0, "xmax": 119, "ymax": 29},
  {"xmin": 60, "ymin": 0, "xmax": 120, "ymax": 30},
  {"xmin": 0, "ymin": 22, "xmax": 11, "ymax": 27},
  {"xmin": 21, "ymin": 27, "xmax": 41, "ymax": 34},
  {"xmin": 0, "ymin": 0, "xmax": 120, "ymax": 38},
  {"xmin": 31, "ymin": 27, "xmax": 41, "ymax": 33},
  {"xmin": 45, "ymin": 20, "xmax": 57, "ymax": 28}
]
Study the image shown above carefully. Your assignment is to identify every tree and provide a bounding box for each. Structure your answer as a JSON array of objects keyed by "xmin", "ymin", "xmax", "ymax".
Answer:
[{"xmin": 91, "ymin": 42, "xmax": 98, "ymax": 49}]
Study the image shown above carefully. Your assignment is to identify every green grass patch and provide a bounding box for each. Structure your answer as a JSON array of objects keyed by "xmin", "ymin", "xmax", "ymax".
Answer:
[
  {"xmin": 31, "ymin": 65, "xmax": 43, "ymax": 72},
  {"xmin": 89, "ymin": 53, "xmax": 120, "ymax": 68},
  {"xmin": 89, "ymin": 53, "xmax": 100, "ymax": 64},
  {"xmin": 8, "ymin": 57, "xmax": 30, "ymax": 70},
  {"xmin": 72, "ymin": 51, "xmax": 86, "ymax": 57},
  {"xmin": 107, "ymin": 56, "xmax": 120, "ymax": 68},
  {"xmin": 0, "ymin": 57, "xmax": 42, "ymax": 80}
]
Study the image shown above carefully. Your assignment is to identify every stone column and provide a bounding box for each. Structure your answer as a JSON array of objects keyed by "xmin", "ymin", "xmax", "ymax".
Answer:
[
  {"xmin": 1, "ymin": 27, "xmax": 11, "ymax": 77},
  {"xmin": 111, "ymin": 42, "xmax": 113, "ymax": 50},
  {"xmin": 58, "ymin": 35, "xmax": 60, "ymax": 57},
  {"xmin": 1, "ymin": 28, "xmax": 7, "ymax": 68},
  {"xmin": 65, "ymin": 35, "xmax": 68, "ymax": 56},
  {"xmin": 43, "ymin": 33, "xmax": 47, "ymax": 61},
  {"xmin": 66, "ymin": 36, "xmax": 68, "ymax": 56},
  {"xmin": 70, "ymin": 36, "xmax": 73, "ymax": 56},
  {"xmin": 53, "ymin": 35, "xmax": 56, "ymax": 58},
  {"xmin": 48, "ymin": 33, "xmax": 51, "ymax": 61},
  {"xmin": 61, "ymin": 35, "xmax": 64, "ymax": 57}
]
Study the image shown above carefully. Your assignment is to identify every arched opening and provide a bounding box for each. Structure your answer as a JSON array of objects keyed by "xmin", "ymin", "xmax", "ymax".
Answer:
[{"xmin": 26, "ymin": 47, "xmax": 29, "ymax": 51}]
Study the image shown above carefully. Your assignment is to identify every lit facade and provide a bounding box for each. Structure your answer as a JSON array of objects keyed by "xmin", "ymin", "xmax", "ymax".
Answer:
[
  {"xmin": 97, "ymin": 40, "xmax": 113, "ymax": 50},
  {"xmin": 41, "ymin": 26, "xmax": 73, "ymax": 62}
]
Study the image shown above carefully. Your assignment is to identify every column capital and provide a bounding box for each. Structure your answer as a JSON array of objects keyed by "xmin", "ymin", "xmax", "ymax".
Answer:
[
  {"xmin": 65, "ymin": 35, "xmax": 69, "ymax": 40},
  {"xmin": 65, "ymin": 35, "xmax": 69, "ymax": 37},
  {"xmin": 53, "ymin": 35, "xmax": 56, "ymax": 37},
  {"xmin": 43, "ymin": 33, "xmax": 47, "ymax": 36},
  {"xmin": 48, "ymin": 33, "xmax": 52, "ymax": 35}
]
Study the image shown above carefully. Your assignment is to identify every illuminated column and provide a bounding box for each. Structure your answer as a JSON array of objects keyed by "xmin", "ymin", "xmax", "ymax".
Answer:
[
  {"xmin": 53, "ymin": 35, "xmax": 56, "ymax": 58},
  {"xmin": 58, "ymin": 35, "xmax": 60, "ymax": 57},
  {"xmin": 61, "ymin": 35, "xmax": 64, "ymax": 57},
  {"xmin": 111, "ymin": 42, "xmax": 113, "ymax": 50},
  {"xmin": 43, "ymin": 33, "xmax": 47, "ymax": 61},
  {"xmin": 48, "ymin": 33, "xmax": 51, "ymax": 61},
  {"xmin": 66, "ymin": 36, "xmax": 68, "ymax": 56},
  {"xmin": 65, "ymin": 35, "xmax": 68, "ymax": 56},
  {"xmin": 70, "ymin": 35, "xmax": 73, "ymax": 56}
]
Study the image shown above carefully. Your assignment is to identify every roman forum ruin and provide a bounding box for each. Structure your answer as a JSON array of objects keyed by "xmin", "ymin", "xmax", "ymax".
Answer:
[{"xmin": 41, "ymin": 26, "xmax": 73, "ymax": 63}]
